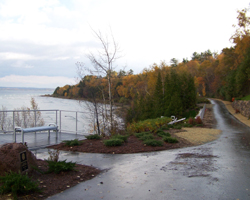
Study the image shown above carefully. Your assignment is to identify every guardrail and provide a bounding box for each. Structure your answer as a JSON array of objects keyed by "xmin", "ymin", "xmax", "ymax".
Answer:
[
  {"xmin": 196, "ymin": 104, "xmax": 206, "ymax": 119},
  {"xmin": 0, "ymin": 109, "xmax": 93, "ymax": 135}
]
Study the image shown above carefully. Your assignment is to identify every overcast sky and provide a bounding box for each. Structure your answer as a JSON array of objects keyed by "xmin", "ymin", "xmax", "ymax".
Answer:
[{"xmin": 0, "ymin": 0, "xmax": 249, "ymax": 88}]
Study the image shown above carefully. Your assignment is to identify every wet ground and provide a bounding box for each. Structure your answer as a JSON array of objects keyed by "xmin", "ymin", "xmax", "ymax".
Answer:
[
  {"xmin": 31, "ymin": 99, "xmax": 250, "ymax": 200},
  {"xmin": 0, "ymin": 132, "xmax": 86, "ymax": 150}
]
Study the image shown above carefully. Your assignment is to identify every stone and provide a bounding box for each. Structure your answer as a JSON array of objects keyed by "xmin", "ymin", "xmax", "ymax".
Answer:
[
  {"xmin": 232, "ymin": 100, "xmax": 250, "ymax": 118},
  {"xmin": 0, "ymin": 143, "xmax": 38, "ymax": 176}
]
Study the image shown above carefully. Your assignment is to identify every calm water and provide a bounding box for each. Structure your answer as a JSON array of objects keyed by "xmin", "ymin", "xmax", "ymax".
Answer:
[{"xmin": 0, "ymin": 87, "xmax": 93, "ymax": 134}]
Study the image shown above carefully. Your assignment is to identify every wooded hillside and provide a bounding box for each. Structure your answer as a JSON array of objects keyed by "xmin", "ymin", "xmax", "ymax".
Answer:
[{"xmin": 53, "ymin": 9, "xmax": 250, "ymax": 122}]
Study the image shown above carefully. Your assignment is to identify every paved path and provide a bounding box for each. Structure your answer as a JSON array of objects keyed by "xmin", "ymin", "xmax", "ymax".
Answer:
[{"xmin": 33, "ymin": 99, "xmax": 250, "ymax": 200}]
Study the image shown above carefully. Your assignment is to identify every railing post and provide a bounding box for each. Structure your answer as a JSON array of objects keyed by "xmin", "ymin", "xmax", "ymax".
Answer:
[
  {"xmin": 76, "ymin": 112, "xmax": 78, "ymax": 135},
  {"xmin": 34, "ymin": 110, "xmax": 37, "ymax": 127},
  {"xmin": 13, "ymin": 110, "xmax": 15, "ymax": 131},
  {"xmin": 60, "ymin": 110, "xmax": 61, "ymax": 133},
  {"xmin": 56, "ymin": 110, "xmax": 58, "ymax": 126}
]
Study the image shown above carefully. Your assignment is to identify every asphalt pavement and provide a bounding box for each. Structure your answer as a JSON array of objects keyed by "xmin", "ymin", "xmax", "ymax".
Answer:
[{"xmin": 33, "ymin": 99, "xmax": 250, "ymax": 200}]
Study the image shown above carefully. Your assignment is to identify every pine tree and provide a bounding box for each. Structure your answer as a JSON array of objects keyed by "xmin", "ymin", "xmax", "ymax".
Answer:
[{"xmin": 154, "ymin": 72, "xmax": 164, "ymax": 118}]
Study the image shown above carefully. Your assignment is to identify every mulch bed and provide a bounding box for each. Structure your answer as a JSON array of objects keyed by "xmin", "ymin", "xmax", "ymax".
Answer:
[
  {"xmin": 1, "ymin": 160, "xmax": 101, "ymax": 200},
  {"xmin": 48, "ymin": 129, "xmax": 192, "ymax": 154}
]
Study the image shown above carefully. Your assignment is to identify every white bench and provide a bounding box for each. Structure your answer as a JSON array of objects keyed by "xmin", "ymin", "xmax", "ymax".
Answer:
[{"xmin": 14, "ymin": 123, "xmax": 58, "ymax": 144}]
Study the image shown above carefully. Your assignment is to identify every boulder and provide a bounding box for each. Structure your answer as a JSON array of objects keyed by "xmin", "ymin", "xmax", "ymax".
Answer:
[{"xmin": 0, "ymin": 143, "xmax": 38, "ymax": 176}]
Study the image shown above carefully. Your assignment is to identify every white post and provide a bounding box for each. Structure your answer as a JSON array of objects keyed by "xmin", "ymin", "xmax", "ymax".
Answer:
[{"xmin": 76, "ymin": 112, "xmax": 78, "ymax": 135}]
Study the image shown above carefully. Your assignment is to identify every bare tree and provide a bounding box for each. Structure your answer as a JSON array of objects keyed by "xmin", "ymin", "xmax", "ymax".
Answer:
[{"xmin": 77, "ymin": 29, "xmax": 121, "ymax": 134}]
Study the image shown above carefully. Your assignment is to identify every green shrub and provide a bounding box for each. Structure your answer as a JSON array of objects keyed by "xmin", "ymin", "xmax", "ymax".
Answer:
[
  {"xmin": 86, "ymin": 134, "xmax": 101, "ymax": 140},
  {"xmin": 111, "ymin": 135, "xmax": 128, "ymax": 142},
  {"xmin": 46, "ymin": 160, "xmax": 76, "ymax": 174},
  {"xmin": 197, "ymin": 97, "xmax": 210, "ymax": 104},
  {"xmin": 134, "ymin": 132, "xmax": 151, "ymax": 138},
  {"xmin": 157, "ymin": 131, "xmax": 171, "ymax": 138},
  {"xmin": 143, "ymin": 139, "xmax": 163, "ymax": 147},
  {"xmin": 195, "ymin": 124, "xmax": 203, "ymax": 127},
  {"xmin": 126, "ymin": 117, "xmax": 172, "ymax": 133},
  {"xmin": 63, "ymin": 139, "xmax": 83, "ymax": 146},
  {"xmin": 139, "ymin": 134, "xmax": 154, "ymax": 141},
  {"xmin": 163, "ymin": 137, "xmax": 178, "ymax": 143},
  {"xmin": 161, "ymin": 126, "xmax": 169, "ymax": 130},
  {"xmin": 183, "ymin": 123, "xmax": 193, "ymax": 127},
  {"xmin": 241, "ymin": 95, "xmax": 250, "ymax": 100},
  {"xmin": 167, "ymin": 124, "xmax": 174, "ymax": 128},
  {"xmin": 0, "ymin": 171, "xmax": 40, "ymax": 199},
  {"xmin": 173, "ymin": 125, "xmax": 182, "ymax": 129},
  {"xmin": 104, "ymin": 139, "xmax": 123, "ymax": 146}
]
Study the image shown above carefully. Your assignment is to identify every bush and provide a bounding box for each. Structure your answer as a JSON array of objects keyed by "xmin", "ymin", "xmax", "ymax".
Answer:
[
  {"xmin": 183, "ymin": 123, "xmax": 193, "ymax": 127},
  {"xmin": 111, "ymin": 135, "xmax": 128, "ymax": 142},
  {"xmin": 143, "ymin": 139, "xmax": 163, "ymax": 147},
  {"xmin": 173, "ymin": 124, "xmax": 182, "ymax": 129},
  {"xmin": 126, "ymin": 117, "xmax": 172, "ymax": 133},
  {"xmin": 163, "ymin": 137, "xmax": 178, "ymax": 143},
  {"xmin": 188, "ymin": 117, "xmax": 195, "ymax": 125},
  {"xmin": 161, "ymin": 126, "xmax": 169, "ymax": 130},
  {"xmin": 0, "ymin": 171, "xmax": 40, "ymax": 199},
  {"xmin": 134, "ymin": 132, "xmax": 151, "ymax": 138},
  {"xmin": 157, "ymin": 131, "xmax": 171, "ymax": 138},
  {"xmin": 86, "ymin": 134, "xmax": 101, "ymax": 140},
  {"xmin": 104, "ymin": 139, "xmax": 123, "ymax": 147},
  {"xmin": 48, "ymin": 149, "xmax": 60, "ymax": 162},
  {"xmin": 63, "ymin": 139, "xmax": 83, "ymax": 146},
  {"xmin": 46, "ymin": 160, "xmax": 76, "ymax": 174},
  {"xmin": 195, "ymin": 116, "xmax": 203, "ymax": 124},
  {"xmin": 139, "ymin": 134, "xmax": 154, "ymax": 141},
  {"xmin": 167, "ymin": 124, "xmax": 174, "ymax": 128}
]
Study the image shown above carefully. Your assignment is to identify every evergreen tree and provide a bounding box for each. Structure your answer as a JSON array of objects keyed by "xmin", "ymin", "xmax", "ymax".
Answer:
[
  {"xmin": 235, "ymin": 46, "xmax": 250, "ymax": 96},
  {"xmin": 154, "ymin": 72, "xmax": 164, "ymax": 118},
  {"xmin": 163, "ymin": 73, "xmax": 171, "ymax": 116}
]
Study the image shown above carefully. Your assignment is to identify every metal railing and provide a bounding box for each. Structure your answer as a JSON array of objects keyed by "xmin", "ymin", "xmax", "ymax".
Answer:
[
  {"xmin": 0, "ymin": 109, "xmax": 93, "ymax": 134},
  {"xmin": 196, "ymin": 104, "xmax": 206, "ymax": 119}
]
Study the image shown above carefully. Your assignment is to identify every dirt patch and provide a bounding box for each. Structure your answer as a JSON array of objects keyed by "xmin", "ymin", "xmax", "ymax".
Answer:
[{"xmin": 174, "ymin": 128, "xmax": 221, "ymax": 145}]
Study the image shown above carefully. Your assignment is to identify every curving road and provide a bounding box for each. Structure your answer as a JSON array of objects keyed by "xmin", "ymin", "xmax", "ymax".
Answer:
[{"xmin": 36, "ymin": 99, "xmax": 250, "ymax": 200}]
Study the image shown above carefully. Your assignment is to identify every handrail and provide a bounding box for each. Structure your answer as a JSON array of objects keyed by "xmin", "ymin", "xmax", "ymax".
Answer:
[{"xmin": 0, "ymin": 109, "xmax": 92, "ymax": 135}]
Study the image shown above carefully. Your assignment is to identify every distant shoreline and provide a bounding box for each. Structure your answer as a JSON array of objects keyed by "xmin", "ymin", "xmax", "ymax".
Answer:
[{"xmin": 0, "ymin": 87, "xmax": 54, "ymax": 90}]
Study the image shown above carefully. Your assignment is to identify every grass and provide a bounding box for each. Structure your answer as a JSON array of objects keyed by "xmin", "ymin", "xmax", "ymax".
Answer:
[
  {"xmin": 240, "ymin": 95, "xmax": 250, "ymax": 100},
  {"xmin": 0, "ymin": 171, "xmax": 40, "ymax": 200}
]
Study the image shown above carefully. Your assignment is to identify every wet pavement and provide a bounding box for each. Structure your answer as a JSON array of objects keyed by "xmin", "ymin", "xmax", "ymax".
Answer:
[
  {"xmin": 0, "ymin": 132, "xmax": 86, "ymax": 150},
  {"xmin": 32, "ymin": 99, "xmax": 250, "ymax": 200}
]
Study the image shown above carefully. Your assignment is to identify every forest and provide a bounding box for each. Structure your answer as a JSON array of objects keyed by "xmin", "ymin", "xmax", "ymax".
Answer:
[{"xmin": 53, "ymin": 9, "xmax": 250, "ymax": 124}]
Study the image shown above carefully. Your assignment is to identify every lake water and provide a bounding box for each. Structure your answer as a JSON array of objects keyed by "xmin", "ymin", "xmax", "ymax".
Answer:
[{"xmin": 0, "ymin": 87, "xmax": 94, "ymax": 134}]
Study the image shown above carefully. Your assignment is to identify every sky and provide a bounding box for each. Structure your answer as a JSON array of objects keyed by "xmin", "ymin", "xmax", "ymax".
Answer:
[{"xmin": 0, "ymin": 0, "xmax": 249, "ymax": 88}]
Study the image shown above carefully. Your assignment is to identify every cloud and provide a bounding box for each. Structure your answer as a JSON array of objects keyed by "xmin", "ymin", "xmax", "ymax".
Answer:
[
  {"xmin": 0, "ymin": 75, "xmax": 76, "ymax": 88},
  {"xmin": 0, "ymin": 0, "xmax": 249, "ymax": 88}
]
